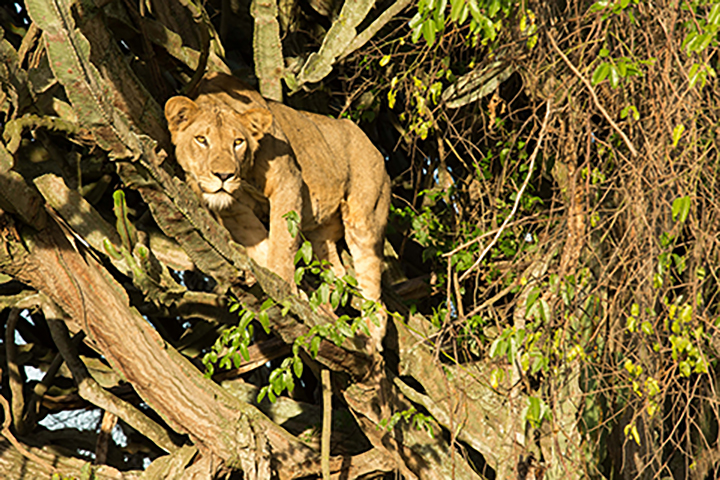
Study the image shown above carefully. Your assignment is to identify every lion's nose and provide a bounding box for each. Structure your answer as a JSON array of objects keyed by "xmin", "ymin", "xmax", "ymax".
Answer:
[{"xmin": 214, "ymin": 172, "xmax": 234, "ymax": 182}]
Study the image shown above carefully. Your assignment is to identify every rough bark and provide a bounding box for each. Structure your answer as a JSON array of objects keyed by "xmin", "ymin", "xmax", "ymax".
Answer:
[{"xmin": 0, "ymin": 436, "xmax": 141, "ymax": 480}]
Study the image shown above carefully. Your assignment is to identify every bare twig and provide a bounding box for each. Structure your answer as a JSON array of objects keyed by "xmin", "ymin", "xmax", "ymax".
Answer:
[
  {"xmin": 94, "ymin": 410, "xmax": 118, "ymax": 465},
  {"xmin": 25, "ymin": 331, "xmax": 86, "ymax": 430},
  {"xmin": 6, "ymin": 309, "xmax": 26, "ymax": 436},
  {"xmin": 547, "ymin": 32, "xmax": 638, "ymax": 157},
  {"xmin": 321, "ymin": 368, "xmax": 332, "ymax": 480},
  {"xmin": 5, "ymin": 297, "xmax": 43, "ymax": 436},
  {"xmin": 183, "ymin": 15, "xmax": 211, "ymax": 97},
  {"xmin": 458, "ymin": 100, "xmax": 553, "ymax": 283},
  {"xmin": 441, "ymin": 220, "xmax": 524, "ymax": 257},
  {"xmin": 0, "ymin": 369, "xmax": 57, "ymax": 474}
]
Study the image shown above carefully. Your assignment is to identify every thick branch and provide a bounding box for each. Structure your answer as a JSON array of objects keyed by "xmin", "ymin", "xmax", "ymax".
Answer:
[
  {"xmin": 0, "ymin": 213, "xmax": 322, "ymax": 478},
  {"xmin": 43, "ymin": 304, "xmax": 182, "ymax": 454},
  {"xmin": 340, "ymin": 0, "xmax": 412, "ymax": 60},
  {"xmin": 251, "ymin": 0, "xmax": 284, "ymax": 100}
]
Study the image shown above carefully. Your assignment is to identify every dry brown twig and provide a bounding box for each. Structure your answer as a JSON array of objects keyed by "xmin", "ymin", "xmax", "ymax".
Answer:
[
  {"xmin": 458, "ymin": 99, "xmax": 553, "ymax": 283},
  {"xmin": 547, "ymin": 32, "xmax": 638, "ymax": 157},
  {"xmin": 0, "ymin": 368, "xmax": 58, "ymax": 474}
]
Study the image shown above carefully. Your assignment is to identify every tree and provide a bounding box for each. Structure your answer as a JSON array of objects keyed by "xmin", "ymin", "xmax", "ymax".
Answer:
[{"xmin": 1, "ymin": 0, "xmax": 719, "ymax": 479}]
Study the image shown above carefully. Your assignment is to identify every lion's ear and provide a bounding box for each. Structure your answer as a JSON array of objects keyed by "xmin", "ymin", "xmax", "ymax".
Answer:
[
  {"xmin": 242, "ymin": 108, "xmax": 273, "ymax": 141},
  {"xmin": 165, "ymin": 97, "xmax": 200, "ymax": 135}
]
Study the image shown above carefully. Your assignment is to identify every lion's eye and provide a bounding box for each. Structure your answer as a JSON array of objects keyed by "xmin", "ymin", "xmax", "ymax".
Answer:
[
  {"xmin": 195, "ymin": 135, "xmax": 207, "ymax": 146},
  {"xmin": 234, "ymin": 138, "xmax": 245, "ymax": 148}
]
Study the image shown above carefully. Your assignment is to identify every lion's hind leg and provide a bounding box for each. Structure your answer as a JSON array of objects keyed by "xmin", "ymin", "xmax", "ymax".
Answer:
[
  {"xmin": 342, "ymin": 181, "xmax": 391, "ymax": 352},
  {"xmin": 306, "ymin": 215, "xmax": 346, "ymax": 280}
]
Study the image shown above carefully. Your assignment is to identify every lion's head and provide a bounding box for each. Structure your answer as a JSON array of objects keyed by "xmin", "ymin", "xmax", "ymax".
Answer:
[{"xmin": 165, "ymin": 96, "xmax": 273, "ymax": 210}]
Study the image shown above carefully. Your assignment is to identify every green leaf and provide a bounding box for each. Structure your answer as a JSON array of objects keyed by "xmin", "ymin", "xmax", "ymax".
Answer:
[
  {"xmin": 527, "ymin": 396, "xmax": 541, "ymax": 425},
  {"xmin": 679, "ymin": 304, "xmax": 692, "ymax": 323},
  {"xmin": 294, "ymin": 266, "xmax": 305, "ymax": 285},
  {"xmin": 620, "ymin": 105, "xmax": 639, "ymax": 121},
  {"xmin": 310, "ymin": 335, "xmax": 322, "ymax": 358},
  {"xmin": 411, "ymin": 21, "xmax": 424, "ymax": 43},
  {"xmin": 467, "ymin": 0, "xmax": 483, "ymax": 25},
  {"xmin": 458, "ymin": 3, "xmax": 469, "ymax": 23},
  {"xmin": 271, "ymin": 374, "xmax": 284, "ymax": 395},
  {"xmin": 626, "ymin": 315, "xmax": 637, "ymax": 333},
  {"xmin": 672, "ymin": 124, "xmax": 684, "ymax": 148},
  {"xmin": 688, "ymin": 63, "xmax": 702, "ymax": 89},
  {"xmin": 589, "ymin": 0, "xmax": 609, "ymax": 13},
  {"xmin": 103, "ymin": 238, "xmax": 123, "ymax": 260},
  {"xmin": 343, "ymin": 274, "xmax": 358, "ymax": 287},
  {"xmin": 409, "ymin": 11, "xmax": 423, "ymax": 29},
  {"xmin": 301, "ymin": 241, "xmax": 313, "ymax": 265},
  {"xmin": 671, "ymin": 196, "xmax": 691, "ymax": 223},
  {"xmin": 257, "ymin": 386, "xmax": 267, "ymax": 403},
  {"xmin": 616, "ymin": 60, "xmax": 627, "ymax": 77},
  {"xmin": 641, "ymin": 321, "xmax": 654, "ymax": 336},
  {"xmin": 232, "ymin": 352, "xmax": 242, "ymax": 368},
  {"xmin": 219, "ymin": 356, "xmax": 230, "ymax": 369},
  {"xmin": 679, "ymin": 361, "xmax": 691, "ymax": 377},
  {"xmin": 319, "ymin": 282, "xmax": 331, "ymax": 305},
  {"xmin": 608, "ymin": 64, "xmax": 620, "ymax": 88},
  {"xmin": 336, "ymin": 317, "xmax": 353, "ymax": 337},
  {"xmin": 688, "ymin": 63, "xmax": 704, "ymax": 88},
  {"xmin": 239, "ymin": 310, "xmax": 255, "ymax": 330},
  {"xmin": 709, "ymin": 3, "xmax": 720, "ymax": 25},
  {"xmin": 320, "ymin": 268, "xmax": 335, "ymax": 284},
  {"xmin": 283, "ymin": 210, "xmax": 300, "ymax": 238},
  {"xmin": 238, "ymin": 343, "xmax": 250, "ymax": 362},
  {"xmin": 293, "ymin": 356, "xmax": 303, "ymax": 378},
  {"xmin": 525, "ymin": 396, "xmax": 549, "ymax": 428},
  {"xmin": 285, "ymin": 373, "xmax": 295, "ymax": 393},
  {"xmin": 487, "ymin": 0, "xmax": 500, "ymax": 16},
  {"xmin": 591, "ymin": 62, "xmax": 610, "ymax": 85},
  {"xmin": 422, "ymin": 20, "xmax": 436, "ymax": 45},
  {"xmin": 489, "ymin": 367, "xmax": 503, "ymax": 389},
  {"xmin": 330, "ymin": 288, "xmax": 341, "ymax": 309},
  {"xmin": 450, "ymin": 0, "xmax": 464, "ymax": 22},
  {"xmin": 258, "ymin": 311, "xmax": 270, "ymax": 334},
  {"xmin": 489, "ymin": 336, "xmax": 506, "ymax": 358},
  {"xmin": 524, "ymin": 288, "xmax": 541, "ymax": 317},
  {"xmin": 387, "ymin": 89, "xmax": 397, "ymax": 109},
  {"xmin": 691, "ymin": 33, "xmax": 714, "ymax": 53},
  {"xmin": 309, "ymin": 292, "xmax": 321, "ymax": 310}
]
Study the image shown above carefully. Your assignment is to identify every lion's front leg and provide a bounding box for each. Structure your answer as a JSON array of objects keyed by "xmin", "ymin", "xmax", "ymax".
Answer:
[
  {"xmin": 267, "ymin": 195, "xmax": 302, "ymax": 290},
  {"xmin": 218, "ymin": 202, "xmax": 269, "ymax": 268}
]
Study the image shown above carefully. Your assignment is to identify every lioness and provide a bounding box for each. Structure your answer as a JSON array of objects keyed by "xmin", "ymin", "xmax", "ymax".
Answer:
[{"xmin": 165, "ymin": 73, "xmax": 391, "ymax": 351}]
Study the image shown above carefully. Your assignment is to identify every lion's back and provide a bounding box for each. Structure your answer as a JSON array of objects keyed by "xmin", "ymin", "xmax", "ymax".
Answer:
[{"xmin": 268, "ymin": 103, "xmax": 387, "ymax": 213}]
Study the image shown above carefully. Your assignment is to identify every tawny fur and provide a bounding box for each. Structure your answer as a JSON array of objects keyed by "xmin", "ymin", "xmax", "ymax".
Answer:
[{"xmin": 165, "ymin": 73, "xmax": 391, "ymax": 351}]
